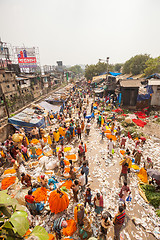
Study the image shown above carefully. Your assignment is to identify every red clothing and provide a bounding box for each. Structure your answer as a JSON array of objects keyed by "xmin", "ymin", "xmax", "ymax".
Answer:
[
  {"xmin": 25, "ymin": 195, "xmax": 35, "ymax": 203},
  {"xmin": 115, "ymin": 211, "xmax": 125, "ymax": 225},
  {"xmin": 122, "ymin": 165, "xmax": 128, "ymax": 174},
  {"xmin": 77, "ymin": 127, "xmax": 81, "ymax": 134}
]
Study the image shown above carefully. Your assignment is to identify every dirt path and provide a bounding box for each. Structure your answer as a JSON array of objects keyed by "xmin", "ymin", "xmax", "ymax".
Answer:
[{"xmin": 83, "ymin": 99, "xmax": 158, "ymax": 240}]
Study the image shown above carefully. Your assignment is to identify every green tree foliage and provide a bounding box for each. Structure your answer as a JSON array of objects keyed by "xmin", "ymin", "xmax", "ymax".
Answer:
[
  {"xmin": 68, "ymin": 65, "xmax": 83, "ymax": 75},
  {"xmin": 85, "ymin": 62, "xmax": 114, "ymax": 80},
  {"xmin": 122, "ymin": 54, "xmax": 150, "ymax": 75},
  {"xmin": 114, "ymin": 63, "xmax": 123, "ymax": 72},
  {"xmin": 144, "ymin": 56, "xmax": 160, "ymax": 76}
]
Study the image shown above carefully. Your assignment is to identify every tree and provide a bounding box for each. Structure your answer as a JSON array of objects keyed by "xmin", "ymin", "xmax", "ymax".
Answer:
[
  {"xmin": 144, "ymin": 56, "xmax": 160, "ymax": 76},
  {"xmin": 85, "ymin": 62, "xmax": 114, "ymax": 80},
  {"xmin": 114, "ymin": 63, "xmax": 123, "ymax": 72},
  {"xmin": 68, "ymin": 65, "xmax": 83, "ymax": 75},
  {"xmin": 122, "ymin": 54, "xmax": 150, "ymax": 75},
  {"xmin": 0, "ymin": 190, "xmax": 49, "ymax": 240}
]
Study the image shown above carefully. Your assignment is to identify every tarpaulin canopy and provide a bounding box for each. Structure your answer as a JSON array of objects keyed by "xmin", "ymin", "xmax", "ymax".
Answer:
[
  {"xmin": 146, "ymin": 73, "xmax": 160, "ymax": 79},
  {"xmin": 137, "ymin": 94, "xmax": 151, "ymax": 101},
  {"xmin": 8, "ymin": 108, "xmax": 46, "ymax": 132},
  {"xmin": 109, "ymin": 72, "xmax": 122, "ymax": 76},
  {"xmin": 39, "ymin": 101, "xmax": 60, "ymax": 112}
]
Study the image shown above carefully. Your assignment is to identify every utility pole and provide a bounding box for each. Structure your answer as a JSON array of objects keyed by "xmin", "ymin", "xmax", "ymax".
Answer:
[{"xmin": 106, "ymin": 57, "xmax": 109, "ymax": 83}]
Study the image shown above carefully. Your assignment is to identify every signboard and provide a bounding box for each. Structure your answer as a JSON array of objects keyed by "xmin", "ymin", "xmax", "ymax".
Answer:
[{"xmin": 16, "ymin": 47, "xmax": 37, "ymax": 69}]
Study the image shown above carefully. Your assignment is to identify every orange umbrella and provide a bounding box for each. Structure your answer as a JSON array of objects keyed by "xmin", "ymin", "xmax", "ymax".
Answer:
[{"xmin": 49, "ymin": 190, "xmax": 69, "ymax": 214}]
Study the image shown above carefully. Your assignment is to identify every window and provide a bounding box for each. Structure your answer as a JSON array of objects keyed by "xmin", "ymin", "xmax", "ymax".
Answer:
[
  {"xmin": 12, "ymin": 84, "xmax": 15, "ymax": 87},
  {"xmin": 10, "ymin": 95, "xmax": 12, "ymax": 98},
  {"xmin": 157, "ymin": 85, "xmax": 160, "ymax": 92},
  {"xmin": 22, "ymin": 90, "xmax": 23, "ymax": 93},
  {"xmin": 25, "ymin": 89, "xmax": 27, "ymax": 92},
  {"xmin": 3, "ymin": 74, "xmax": 5, "ymax": 78},
  {"xmin": 7, "ymin": 85, "xmax": 10, "ymax": 88}
]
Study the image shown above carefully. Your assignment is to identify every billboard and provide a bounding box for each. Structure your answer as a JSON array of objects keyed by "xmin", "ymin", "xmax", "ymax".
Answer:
[{"xmin": 16, "ymin": 48, "xmax": 37, "ymax": 69}]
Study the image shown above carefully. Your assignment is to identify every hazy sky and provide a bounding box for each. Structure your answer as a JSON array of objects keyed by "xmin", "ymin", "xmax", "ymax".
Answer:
[{"xmin": 0, "ymin": 0, "xmax": 160, "ymax": 66}]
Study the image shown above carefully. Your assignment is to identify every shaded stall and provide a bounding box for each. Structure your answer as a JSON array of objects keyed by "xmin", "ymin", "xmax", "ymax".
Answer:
[
  {"xmin": 8, "ymin": 108, "xmax": 46, "ymax": 132},
  {"xmin": 119, "ymin": 79, "xmax": 142, "ymax": 106}
]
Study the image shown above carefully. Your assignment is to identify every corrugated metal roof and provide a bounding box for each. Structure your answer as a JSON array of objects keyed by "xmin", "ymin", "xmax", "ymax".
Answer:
[
  {"xmin": 120, "ymin": 79, "xmax": 142, "ymax": 87},
  {"xmin": 148, "ymin": 79, "xmax": 160, "ymax": 86}
]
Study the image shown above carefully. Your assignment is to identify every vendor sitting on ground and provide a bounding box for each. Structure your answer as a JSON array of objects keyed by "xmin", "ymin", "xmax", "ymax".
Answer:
[
  {"xmin": 25, "ymin": 189, "xmax": 36, "ymax": 212},
  {"xmin": 40, "ymin": 175, "xmax": 49, "ymax": 189},
  {"xmin": 21, "ymin": 173, "xmax": 32, "ymax": 187},
  {"xmin": 69, "ymin": 166, "xmax": 76, "ymax": 180},
  {"xmin": 99, "ymin": 211, "xmax": 112, "ymax": 239}
]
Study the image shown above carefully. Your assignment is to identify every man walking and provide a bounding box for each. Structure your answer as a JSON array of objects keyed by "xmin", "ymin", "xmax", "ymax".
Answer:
[{"xmin": 113, "ymin": 206, "xmax": 126, "ymax": 240}]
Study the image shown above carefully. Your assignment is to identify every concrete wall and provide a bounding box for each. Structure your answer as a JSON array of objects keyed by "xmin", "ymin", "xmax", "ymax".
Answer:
[{"xmin": 151, "ymin": 85, "xmax": 160, "ymax": 106}]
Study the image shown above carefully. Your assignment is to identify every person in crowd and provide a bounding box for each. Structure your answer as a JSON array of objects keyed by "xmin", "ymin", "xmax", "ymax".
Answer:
[
  {"xmin": 85, "ymin": 119, "xmax": 91, "ymax": 136},
  {"xmin": 25, "ymin": 190, "xmax": 36, "ymax": 213},
  {"xmin": 99, "ymin": 211, "xmax": 112, "ymax": 239},
  {"xmin": 51, "ymin": 140, "xmax": 57, "ymax": 156},
  {"xmin": 94, "ymin": 193, "xmax": 103, "ymax": 216},
  {"xmin": 60, "ymin": 157, "xmax": 65, "ymax": 175},
  {"xmin": 77, "ymin": 204, "xmax": 85, "ymax": 226},
  {"xmin": 21, "ymin": 145, "xmax": 29, "ymax": 161},
  {"xmin": 40, "ymin": 175, "xmax": 49, "ymax": 189},
  {"xmin": 21, "ymin": 173, "xmax": 32, "ymax": 187},
  {"xmin": 119, "ymin": 162, "xmax": 128, "ymax": 184},
  {"xmin": 82, "ymin": 162, "xmax": 89, "ymax": 185},
  {"xmin": 144, "ymin": 157, "xmax": 153, "ymax": 170},
  {"xmin": 113, "ymin": 206, "xmax": 126, "ymax": 240},
  {"xmin": 71, "ymin": 179, "xmax": 79, "ymax": 202},
  {"xmin": 84, "ymin": 188, "xmax": 92, "ymax": 208},
  {"xmin": 66, "ymin": 128, "xmax": 71, "ymax": 143},
  {"xmin": 53, "ymin": 217, "xmax": 68, "ymax": 240},
  {"xmin": 69, "ymin": 166, "xmax": 76, "ymax": 180},
  {"xmin": 134, "ymin": 150, "xmax": 143, "ymax": 165},
  {"xmin": 77, "ymin": 125, "xmax": 82, "ymax": 140},
  {"xmin": 79, "ymin": 170, "xmax": 86, "ymax": 193},
  {"xmin": 116, "ymin": 126, "xmax": 121, "ymax": 142},
  {"xmin": 30, "ymin": 144, "xmax": 37, "ymax": 159},
  {"xmin": 101, "ymin": 123, "xmax": 106, "ymax": 140},
  {"xmin": 108, "ymin": 138, "xmax": 114, "ymax": 156}
]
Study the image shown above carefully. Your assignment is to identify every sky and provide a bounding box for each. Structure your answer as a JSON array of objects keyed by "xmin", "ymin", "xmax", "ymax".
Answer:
[{"xmin": 0, "ymin": 0, "xmax": 160, "ymax": 67}]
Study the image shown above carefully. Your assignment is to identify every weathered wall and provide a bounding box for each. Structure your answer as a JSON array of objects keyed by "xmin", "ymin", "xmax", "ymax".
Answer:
[
  {"xmin": 0, "ymin": 123, "xmax": 15, "ymax": 142},
  {"xmin": 151, "ymin": 86, "xmax": 160, "ymax": 106}
]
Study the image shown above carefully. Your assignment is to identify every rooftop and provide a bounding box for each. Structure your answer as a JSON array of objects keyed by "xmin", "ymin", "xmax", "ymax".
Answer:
[{"xmin": 120, "ymin": 79, "xmax": 142, "ymax": 88}]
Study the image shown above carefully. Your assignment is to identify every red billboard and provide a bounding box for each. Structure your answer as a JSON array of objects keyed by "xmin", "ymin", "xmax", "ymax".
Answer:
[
  {"xmin": 18, "ymin": 57, "xmax": 37, "ymax": 64},
  {"xmin": 16, "ymin": 48, "xmax": 37, "ymax": 69}
]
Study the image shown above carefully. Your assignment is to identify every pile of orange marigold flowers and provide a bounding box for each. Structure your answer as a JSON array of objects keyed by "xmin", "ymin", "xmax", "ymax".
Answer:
[
  {"xmin": 1, "ymin": 176, "xmax": 16, "ymax": 190},
  {"xmin": 4, "ymin": 169, "xmax": 16, "ymax": 175},
  {"xmin": 32, "ymin": 187, "xmax": 48, "ymax": 202}
]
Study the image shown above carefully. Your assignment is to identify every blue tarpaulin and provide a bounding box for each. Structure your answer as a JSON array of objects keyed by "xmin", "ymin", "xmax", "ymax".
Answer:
[
  {"xmin": 146, "ymin": 73, "xmax": 160, "ymax": 79},
  {"xmin": 8, "ymin": 108, "xmax": 46, "ymax": 132},
  {"xmin": 109, "ymin": 72, "xmax": 122, "ymax": 76},
  {"xmin": 137, "ymin": 94, "xmax": 151, "ymax": 101}
]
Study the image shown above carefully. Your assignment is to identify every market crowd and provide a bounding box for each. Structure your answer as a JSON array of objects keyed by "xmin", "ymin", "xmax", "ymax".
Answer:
[{"xmin": 0, "ymin": 85, "xmax": 158, "ymax": 240}]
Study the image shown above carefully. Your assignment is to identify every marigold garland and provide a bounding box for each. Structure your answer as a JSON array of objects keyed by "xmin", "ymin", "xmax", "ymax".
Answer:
[
  {"xmin": 4, "ymin": 169, "xmax": 16, "ymax": 175},
  {"xmin": 32, "ymin": 187, "xmax": 48, "ymax": 203},
  {"xmin": 1, "ymin": 176, "xmax": 16, "ymax": 190},
  {"xmin": 49, "ymin": 190, "xmax": 69, "ymax": 214},
  {"xmin": 63, "ymin": 219, "xmax": 77, "ymax": 236},
  {"xmin": 30, "ymin": 139, "xmax": 39, "ymax": 145}
]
